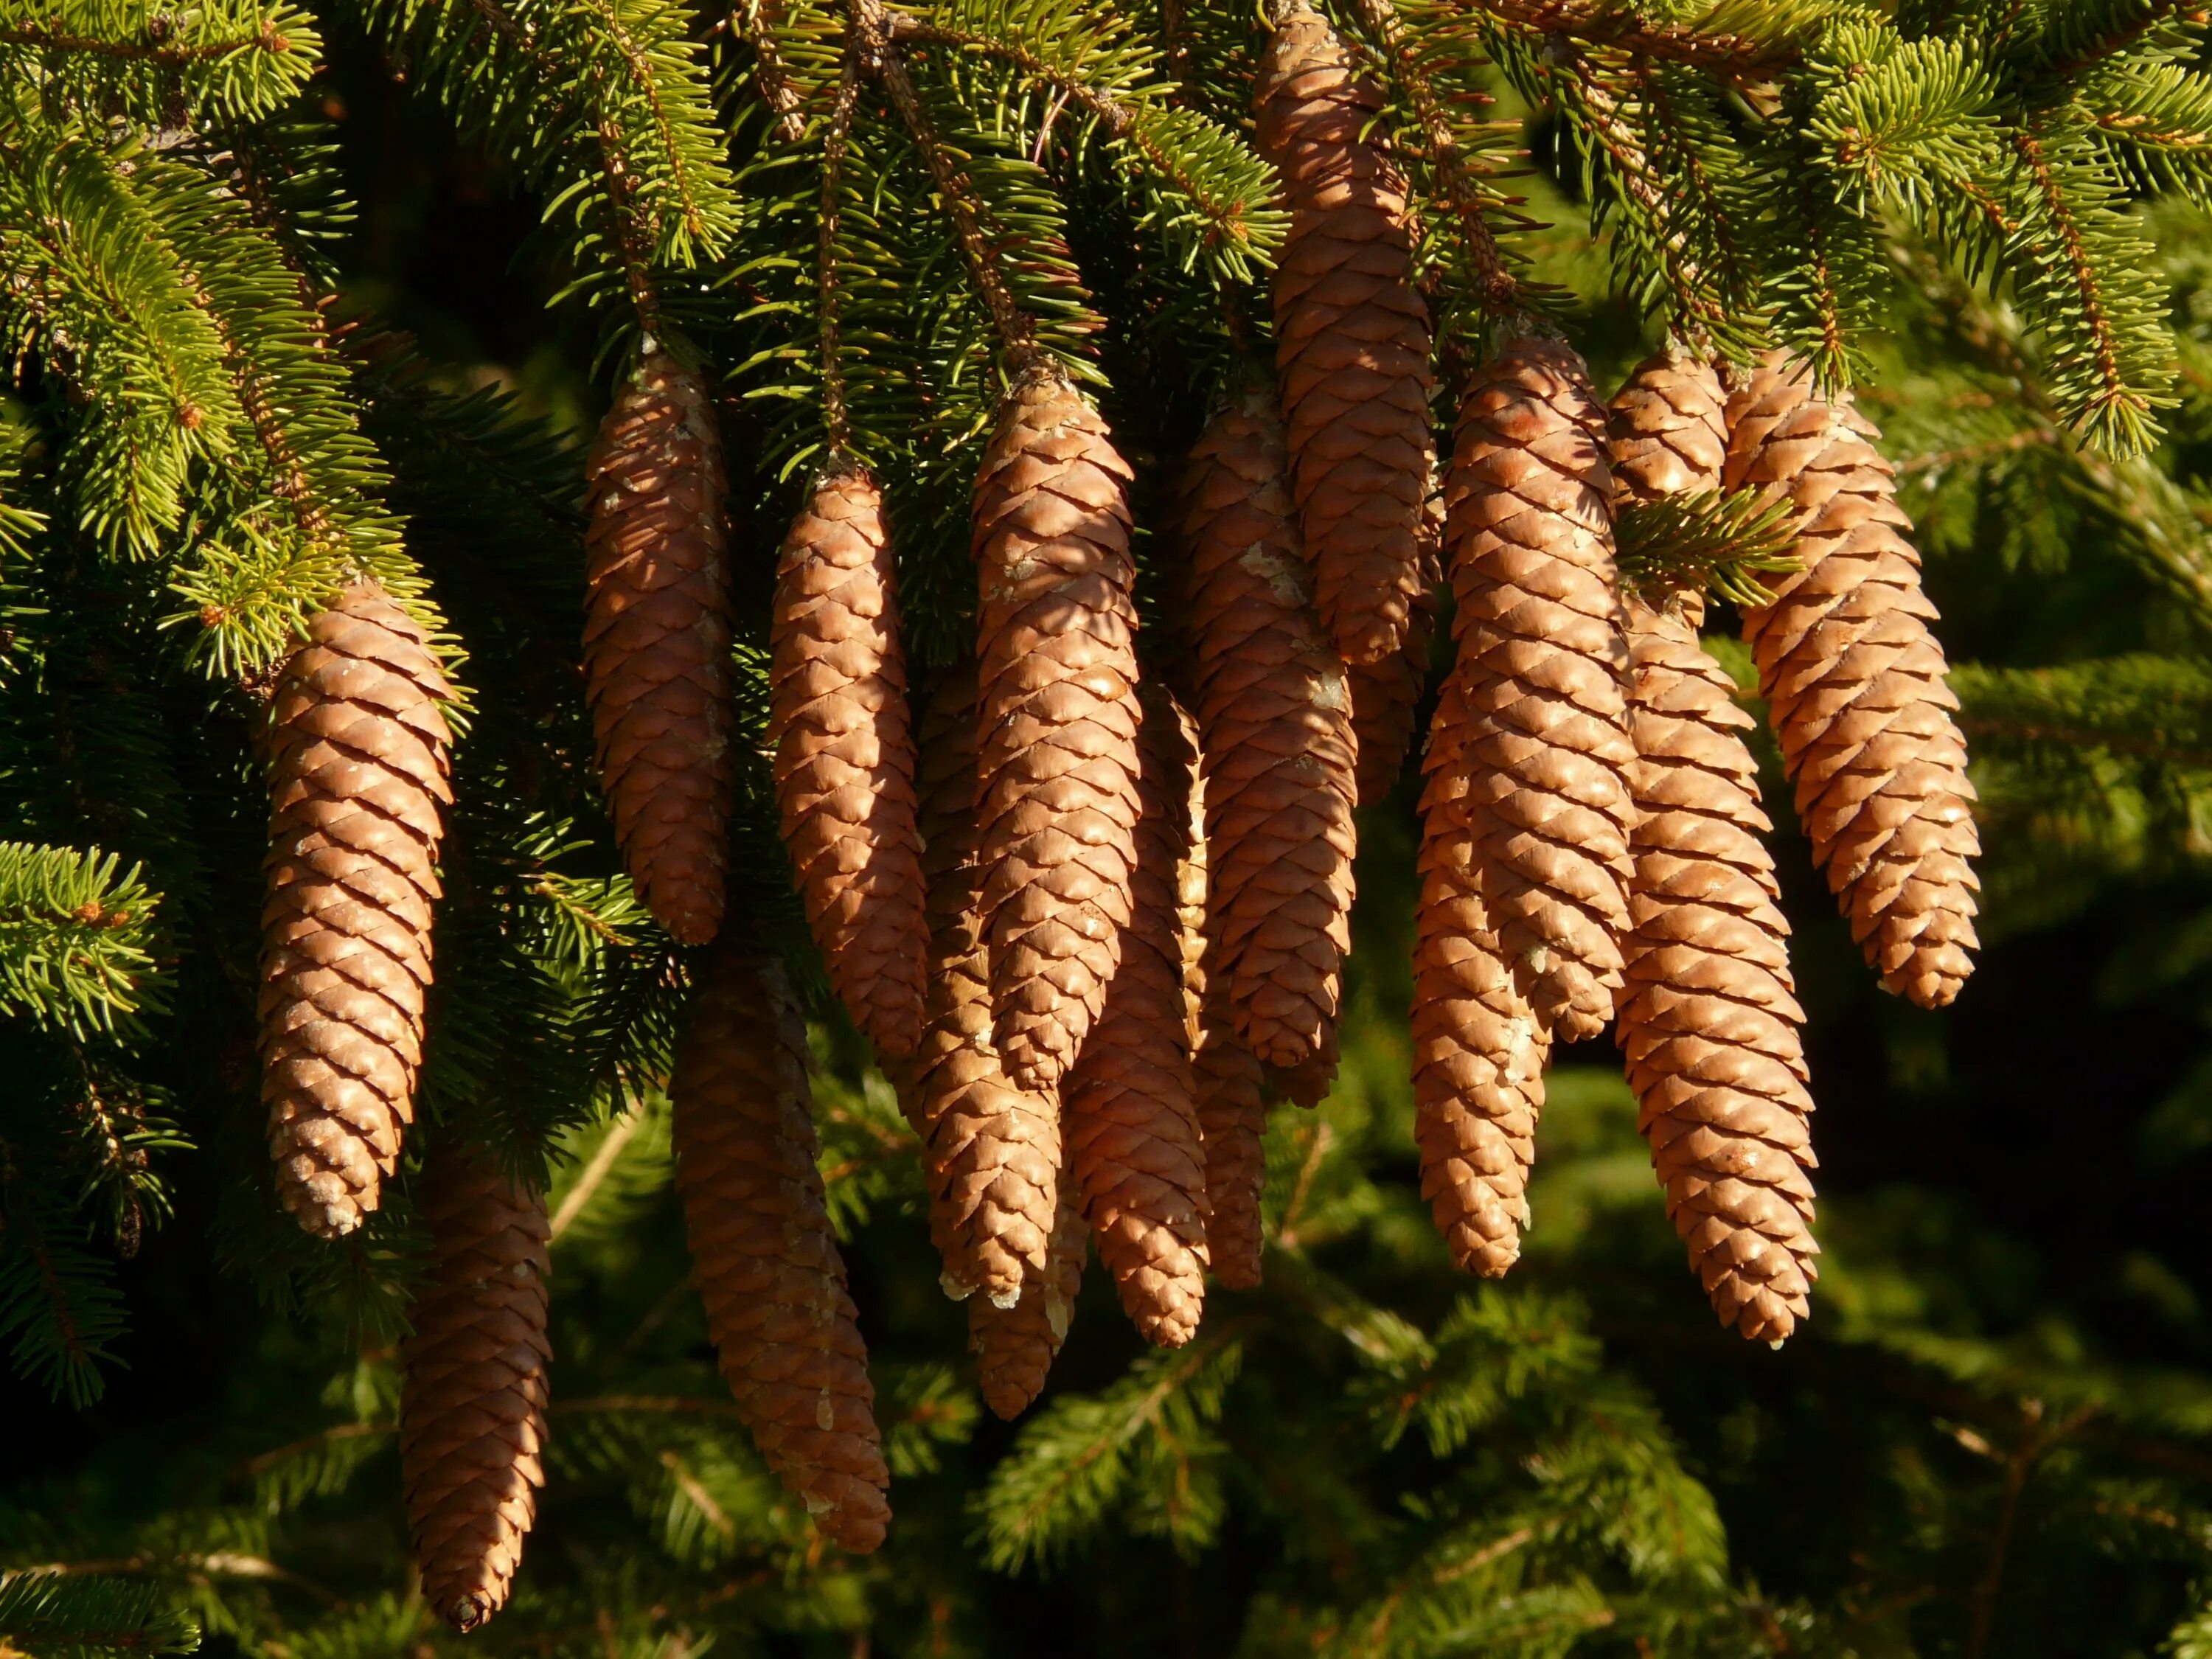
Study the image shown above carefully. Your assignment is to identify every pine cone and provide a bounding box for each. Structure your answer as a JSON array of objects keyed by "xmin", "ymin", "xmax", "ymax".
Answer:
[
  {"xmin": 1256, "ymin": 0, "xmax": 1434, "ymax": 667},
  {"xmin": 400, "ymin": 1145, "xmax": 550, "ymax": 1632},
  {"xmin": 898, "ymin": 668, "xmax": 1060, "ymax": 1305},
  {"xmin": 582, "ymin": 347, "xmax": 734, "ymax": 947},
  {"xmin": 969, "ymin": 1192, "xmax": 1087, "ymax": 1419},
  {"xmin": 1181, "ymin": 389, "xmax": 1358, "ymax": 1072},
  {"xmin": 771, "ymin": 462, "xmax": 928, "ymax": 1057},
  {"xmin": 1064, "ymin": 685, "xmax": 1210, "ymax": 1348},
  {"xmin": 1446, "ymin": 338, "xmax": 1636, "ymax": 1041},
  {"xmin": 971, "ymin": 366, "xmax": 1144, "ymax": 1091},
  {"xmin": 1349, "ymin": 487, "xmax": 1441, "ymax": 805},
  {"xmin": 1723, "ymin": 355, "xmax": 1980, "ymax": 1007},
  {"xmin": 1411, "ymin": 669, "xmax": 1548, "ymax": 1277},
  {"xmin": 260, "ymin": 582, "xmax": 453, "ymax": 1239},
  {"xmin": 1608, "ymin": 349, "xmax": 1729, "ymax": 507},
  {"xmin": 670, "ymin": 949, "xmax": 891, "ymax": 1553},
  {"xmin": 1192, "ymin": 973, "xmax": 1269, "ymax": 1291}
]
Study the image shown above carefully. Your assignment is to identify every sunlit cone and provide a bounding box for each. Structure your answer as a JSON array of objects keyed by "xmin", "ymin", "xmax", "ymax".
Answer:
[
  {"xmin": 969, "ymin": 1192, "xmax": 1088, "ymax": 1419},
  {"xmin": 582, "ymin": 347, "xmax": 734, "ymax": 946},
  {"xmin": 260, "ymin": 581, "xmax": 453, "ymax": 1239}
]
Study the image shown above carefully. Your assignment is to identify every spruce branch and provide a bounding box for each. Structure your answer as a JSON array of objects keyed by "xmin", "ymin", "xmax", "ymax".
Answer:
[
  {"xmin": 0, "ymin": 844, "xmax": 161, "ymax": 1040},
  {"xmin": 737, "ymin": 0, "xmax": 810, "ymax": 140},
  {"xmin": 0, "ymin": 1570, "xmax": 200, "ymax": 1657},
  {"xmin": 1612, "ymin": 488, "xmax": 1799, "ymax": 609},
  {"xmin": 1475, "ymin": 0, "xmax": 1822, "ymax": 84},
  {"xmin": 818, "ymin": 26, "xmax": 863, "ymax": 456}
]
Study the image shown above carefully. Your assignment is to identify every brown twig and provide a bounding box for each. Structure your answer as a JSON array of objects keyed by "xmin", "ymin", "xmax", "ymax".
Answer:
[{"xmin": 818, "ymin": 29, "xmax": 864, "ymax": 457}]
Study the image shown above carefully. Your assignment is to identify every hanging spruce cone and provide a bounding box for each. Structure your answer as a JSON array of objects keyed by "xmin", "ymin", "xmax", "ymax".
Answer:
[
  {"xmin": 670, "ymin": 949, "xmax": 890, "ymax": 1553},
  {"xmin": 582, "ymin": 347, "xmax": 734, "ymax": 947},
  {"xmin": 1724, "ymin": 355, "xmax": 1980, "ymax": 1008},
  {"xmin": 400, "ymin": 1145, "xmax": 551, "ymax": 1632},
  {"xmin": 1411, "ymin": 670, "xmax": 1548, "ymax": 1277},
  {"xmin": 771, "ymin": 461, "xmax": 928, "ymax": 1057},
  {"xmin": 899, "ymin": 668, "xmax": 1060, "ymax": 1305},
  {"xmin": 971, "ymin": 366, "xmax": 1144, "ymax": 1091},
  {"xmin": 260, "ymin": 582, "xmax": 453, "ymax": 1239},
  {"xmin": 1064, "ymin": 685, "xmax": 1211, "ymax": 1348},
  {"xmin": 1256, "ymin": 0, "xmax": 1433, "ymax": 667},
  {"xmin": 1447, "ymin": 338, "xmax": 1636, "ymax": 1041},
  {"xmin": 969, "ymin": 1192, "xmax": 1087, "ymax": 1419},
  {"xmin": 1181, "ymin": 389, "xmax": 1358, "ymax": 1073},
  {"xmin": 1349, "ymin": 487, "xmax": 1441, "ymax": 805},
  {"xmin": 1192, "ymin": 973, "xmax": 1269, "ymax": 1290},
  {"xmin": 1608, "ymin": 348, "xmax": 1729, "ymax": 507}
]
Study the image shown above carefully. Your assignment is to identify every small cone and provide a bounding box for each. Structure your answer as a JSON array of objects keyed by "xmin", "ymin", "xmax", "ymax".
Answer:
[
  {"xmin": 1180, "ymin": 389, "xmax": 1358, "ymax": 1072},
  {"xmin": 400, "ymin": 1146, "xmax": 550, "ymax": 1632},
  {"xmin": 260, "ymin": 582, "xmax": 453, "ymax": 1238},
  {"xmin": 1064, "ymin": 686, "xmax": 1211, "ymax": 1348},
  {"xmin": 969, "ymin": 1192, "xmax": 1088, "ymax": 1419},
  {"xmin": 971, "ymin": 366, "xmax": 1144, "ymax": 1091},
  {"xmin": 1723, "ymin": 355, "xmax": 1980, "ymax": 1008},
  {"xmin": 670, "ymin": 948, "xmax": 890, "ymax": 1553},
  {"xmin": 582, "ymin": 347, "xmax": 735, "ymax": 946},
  {"xmin": 1411, "ymin": 669, "xmax": 1548, "ymax": 1276},
  {"xmin": 1256, "ymin": 0, "xmax": 1434, "ymax": 667},
  {"xmin": 1349, "ymin": 488, "xmax": 1441, "ymax": 805},
  {"xmin": 897, "ymin": 669, "xmax": 1060, "ymax": 1305},
  {"xmin": 771, "ymin": 462, "xmax": 928, "ymax": 1057},
  {"xmin": 1445, "ymin": 338, "xmax": 1636, "ymax": 1041}
]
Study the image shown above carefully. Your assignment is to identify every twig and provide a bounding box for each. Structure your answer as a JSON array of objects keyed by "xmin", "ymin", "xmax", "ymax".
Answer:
[
  {"xmin": 819, "ymin": 28, "xmax": 864, "ymax": 458},
  {"xmin": 547, "ymin": 1107, "xmax": 642, "ymax": 1241}
]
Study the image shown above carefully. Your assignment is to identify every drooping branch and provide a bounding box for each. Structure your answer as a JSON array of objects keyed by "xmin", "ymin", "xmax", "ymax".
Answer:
[{"xmin": 1478, "ymin": 0, "xmax": 1804, "ymax": 84}]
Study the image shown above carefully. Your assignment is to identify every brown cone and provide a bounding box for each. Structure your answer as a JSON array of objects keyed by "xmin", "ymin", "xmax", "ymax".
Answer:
[
  {"xmin": 1723, "ymin": 355, "xmax": 1980, "ymax": 1008},
  {"xmin": 1192, "ymin": 968, "xmax": 1269, "ymax": 1290},
  {"xmin": 582, "ymin": 347, "xmax": 734, "ymax": 947},
  {"xmin": 971, "ymin": 366, "xmax": 1144, "ymax": 1091},
  {"xmin": 897, "ymin": 668, "xmax": 1060, "ymax": 1305},
  {"xmin": 1256, "ymin": 0, "xmax": 1434, "ymax": 667},
  {"xmin": 1064, "ymin": 685, "xmax": 1211, "ymax": 1348},
  {"xmin": 1180, "ymin": 389, "xmax": 1358, "ymax": 1072},
  {"xmin": 969, "ymin": 1191, "xmax": 1087, "ymax": 1419},
  {"xmin": 260, "ymin": 582, "xmax": 453, "ymax": 1239},
  {"xmin": 1349, "ymin": 487, "xmax": 1441, "ymax": 805},
  {"xmin": 771, "ymin": 462, "xmax": 928, "ymax": 1057},
  {"xmin": 400, "ymin": 1146, "xmax": 550, "ymax": 1632},
  {"xmin": 1446, "ymin": 338, "xmax": 1636, "ymax": 1041},
  {"xmin": 1411, "ymin": 669, "xmax": 1548, "ymax": 1277},
  {"xmin": 670, "ymin": 949, "xmax": 890, "ymax": 1553},
  {"xmin": 1608, "ymin": 349, "xmax": 1730, "ymax": 508}
]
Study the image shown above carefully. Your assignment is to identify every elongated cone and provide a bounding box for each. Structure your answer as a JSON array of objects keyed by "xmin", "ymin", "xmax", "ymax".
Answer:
[
  {"xmin": 1192, "ymin": 957, "xmax": 1269, "ymax": 1290},
  {"xmin": 899, "ymin": 669, "xmax": 1060, "ymax": 1305},
  {"xmin": 971, "ymin": 366, "xmax": 1144, "ymax": 1091},
  {"xmin": 1723, "ymin": 355, "xmax": 1980, "ymax": 1007},
  {"xmin": 1349, "ymin": 487, "xmax": 1441, "ymax": 805},
  {"xmin": 400, "ymin": 1146, "xmax": 550, "ymax": 1632},
  {"xmin": 260, "ymin": 582, "xmax": 453, "ymax": 1238},
  {"xmin": 1412, "ymin": 669, "xmax": 1548, "ymax": 1276},
  {"xmin": 582, "ymin": 347, "xmax": 734, "ymax": 946},
  {"xmin": 1447, "ymin": 338, "xmax": 1636, "ymax": 1041},
  {"xmin": 1064, "ymin": 685, "xmax": 1211, "ymax": 1347},
  {"xmin": 1181, "ymin": 389, "xmax": 1358, "ymax": 1071},
  {"xmin": 969, "ymin": 1192, "xmax": 1088, "ymax": 1419},
  {"xmin": 771, "ymin": 462, "xmax": 928, "ymax": 1056},
  {"xmin": 671, "ymin": 949, "xmax": 890, "ymax": 1552},
  {"xmin": 1611, "ymin": 352, "xmax": 1821, "ymax": 1343},
  {"xmin": 1256, "ymin": 0, "xmax": 1433, "ymax": 667}
]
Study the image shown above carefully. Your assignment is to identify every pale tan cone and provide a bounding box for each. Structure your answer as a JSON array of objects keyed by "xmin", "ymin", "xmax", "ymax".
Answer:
[
  {"xmin": 400, "ymin": 1146, "xmax": 550, "ymax": 1631},
  {"xmin": 1611, "ymin": 352, "xmax": 1822, "ymax": 1343},
  {"xmin": 971, "ymin": 366, "xmax": 1145, "ymax": 1091},
  {"xmin": 896, "ymin": 668, "xmax": 1060, "ymax": 1305},
  {"xmin": 1722, "ymin": 355, "xmax": 1980, "ymax": 1008},
  {"xmin": 1411, "ymin": 669, "xmax": 1548, "ymax": 1277},
  {"xmin": 770, "ymin": 462, "xmax": 928, "ymax": 1057},
  {"xmin": 1446, "ymin": 338, "xmax": 1637, "ymax": 1041},
  {"xmin": 1062, "ymin": 685, "xmax": 1211, "ymax": 1348},
  {"xmin": 969, "ymin": 1191, "xmax": 1088, "ymax": 1419},
  {"xmin": 260, "ymin": 582, "xmax": 453, "ymax": 1238}
]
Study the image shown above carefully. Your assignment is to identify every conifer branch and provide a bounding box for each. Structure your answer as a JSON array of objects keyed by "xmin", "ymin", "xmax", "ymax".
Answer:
[
  {"xmin": 739, "ymin": 0, "xmax": 810, "ymax": 141},
  {"xmin": 818, "ymin": 32, "xmax": 863, "ymax": 457},
  {"xmin": 1475, "ymin": 0, "xmax": 1812, "ymax": 84},
  {"xmin": 2011, "ymin": 128, "xmax": 2140, "ymax": 447},
  {"xmin": 0, "ymin": 20, "xmax": 291, "ymax": 63},
  {"xmin": 2036, "ymin": 0, "xmax": 2209, "ymax": 77}
]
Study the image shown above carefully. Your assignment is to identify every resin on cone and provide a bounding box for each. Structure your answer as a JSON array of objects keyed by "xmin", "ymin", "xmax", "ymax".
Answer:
[
  {"xmin": 1180, "ymin": 388, "xmax": 1358, "ymax": 1072},
  {"xmin": 260, "ymin": 582, "xmax": 453, "ymax": 1238},
  {"xmin": 1350, "ymin": 487, "xmax": 1440, "ymax": 805},
  {"xmin": 1411, "ymin": 669, "xmax": 1548, "ymax": 1277},
  {"xmin": 970, "ymin": 1192, "xmax": 1088, "ymax": 1419},
  {"xmin": 1445, "ymin": 338, "xmax": 1636, "ymax": 1041},
  {"xmin": 582, "ymin": 346, "xmax": 734, "ymax": 946},
  {"xmin": 1724, "ymin": 355, "xmax": 1980, "ymax": 1008},
  {"xmin": 1256, "ymin": 0, "xmax": 1433, "ymax": 667},
  {"xmin": 1063, "ymin": 684, "xmax": 1211, "ymax": 1348},
  {"xmin": 970, "ymin": 366, "xmax": 1144, "ymax": 1091},
  {"xmin": 670, "ymin": 948, "xmax": 890, "ymax": 1552},
  {"xmin": 400, "ymin": 1145, "xmax": 550, "ymax": 1632},
  {"xmin": 898, "ymin": 668, "xmax": 1060, "ymax": 1305},
  {"xmin": 771, "ymin": 460, "xmax": 928, "ymax": 1057}
]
